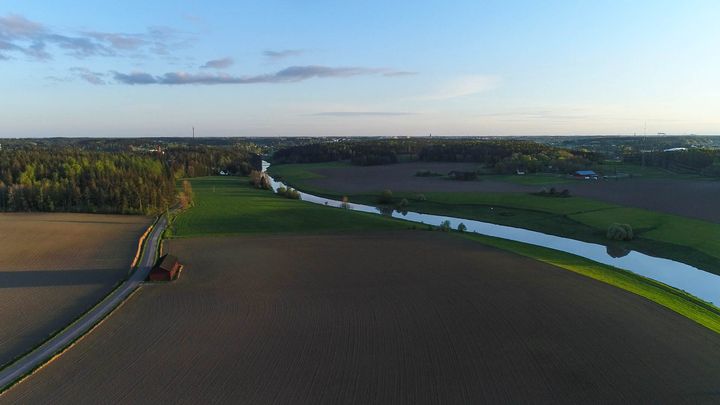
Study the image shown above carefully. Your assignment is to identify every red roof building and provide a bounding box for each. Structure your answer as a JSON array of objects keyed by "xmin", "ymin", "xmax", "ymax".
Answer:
[{"xmin": 149, "ymin": 254, "xmax": 182, "ymax": 281}]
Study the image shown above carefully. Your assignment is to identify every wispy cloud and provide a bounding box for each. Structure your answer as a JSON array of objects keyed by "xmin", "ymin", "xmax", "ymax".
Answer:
[
  {"xmin": 476, "ymin": 109, "xmax": 593, "ymax": 121},
  {"xmin": 263, "ymin": 49, "xmax": 304, "ymax": 61},
  {"xmin": 200, "ymin": 57, "xmax": 234, "ymax": 69},
  {"xmin": 70, "ymin": 67, "xmax": 106, "ymax": 85},
  {"xmin": 311, "ymin": 111, "xmax": 417, "ymax": 117},
  {"xmin": 112, "ymin": 65, "xmax": 410, "ymax": 85},
  {"xmin": 382, "ymin": 71, "xmax": 418, "ymax": 77},
  {"xmin": 0, "ymin": 13, "xmax": 193, "ymax": 61},
  {"xmin": 418, "ymin": 74, "xmax": 500, "ymax": 100}
]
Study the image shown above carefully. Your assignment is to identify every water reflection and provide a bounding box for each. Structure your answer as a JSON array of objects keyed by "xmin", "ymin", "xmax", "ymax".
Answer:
[{"xmin": 606, "ymin": 245, "xmax": 631, "ymax": 258}]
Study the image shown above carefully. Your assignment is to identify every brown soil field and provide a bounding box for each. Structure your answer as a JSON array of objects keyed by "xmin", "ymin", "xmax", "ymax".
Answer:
[
  {"xmin": 308, "ymin": 163, "xmax": 720, "ymax": 223},
  {"xmin": 5, "ymin": 232, "xmax": 720, "ymax": 404},
  {"xmin": 558, "ymin": 178, "xmax": 720, "ymax": 223},
  {"xmin": 310, "ymin": 162, "xmax": 487, "ymax": 193},
  {"xmin": 0, "ymin": 213, "xmax": 150, "ymax": 367}
]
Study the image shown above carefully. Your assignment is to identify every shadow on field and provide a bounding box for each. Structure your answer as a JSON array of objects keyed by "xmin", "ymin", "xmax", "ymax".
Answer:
[
  {"xmin": 31, "ymin": 219, "xmax": 134, "ymax": 225},
  {"xmin": 0, "ymin": 269, "xmax": 116, "ymax": 288}
]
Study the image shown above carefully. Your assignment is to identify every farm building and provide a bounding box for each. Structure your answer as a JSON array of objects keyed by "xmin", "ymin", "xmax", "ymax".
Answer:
[
  {"xmin": 574, "ymin": 170, "xmax": 599, "ymax": 180},
  {"xmin": 149, "ymin": 254, "xmax": 182, "ymax": 281}
]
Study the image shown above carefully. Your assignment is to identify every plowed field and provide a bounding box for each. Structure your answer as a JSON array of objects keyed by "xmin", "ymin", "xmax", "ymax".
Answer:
[
  {"xmin": 5, "ymin": 231, "xmax": 720, "ymax": 403},
  {"xmin": 0, "ymin": 213, "xmax": 150, "ymax": 367}
]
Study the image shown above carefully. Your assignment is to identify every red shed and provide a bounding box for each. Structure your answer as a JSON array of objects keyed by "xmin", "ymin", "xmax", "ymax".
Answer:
[{"xmin": 149, "ymin": 254, "xmax": 182, "ymax": 281}]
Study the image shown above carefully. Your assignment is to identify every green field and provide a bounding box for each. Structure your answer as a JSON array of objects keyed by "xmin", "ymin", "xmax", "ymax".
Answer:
[
  {"xmin": 170, "ymin": 176, "xmax": 408, "ymax": 237},
  {"xmin": 479, "ymin": 173, "xmax": 574, "ymax": 186},
  {"xmin": 594, "ymin": 162, "xmax": 708, "ymax": 180}
]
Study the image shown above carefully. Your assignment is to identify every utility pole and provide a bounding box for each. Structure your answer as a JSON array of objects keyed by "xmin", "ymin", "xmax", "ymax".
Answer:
[{"xmin": 192, "ymin": 126, "xmax": 195, "ymax": 140}]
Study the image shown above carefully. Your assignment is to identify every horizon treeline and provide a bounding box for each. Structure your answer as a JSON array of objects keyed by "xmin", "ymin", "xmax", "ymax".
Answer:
[
  {"xmin": 0, "ymin": 145, "xmax": 258, "ymax": 214},
  {"xmin": 272, "ymin": 139, "xmax": 603, "ymax": 173}
]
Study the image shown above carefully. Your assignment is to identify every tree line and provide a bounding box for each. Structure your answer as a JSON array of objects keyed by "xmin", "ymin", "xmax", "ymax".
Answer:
[
  {"xmin": 272, "ymin": 139, "xmax": 602, "ymax": 174},
  {"xmin": 0, "ymin": 145, "xmax": 257, "ymax": 214}
]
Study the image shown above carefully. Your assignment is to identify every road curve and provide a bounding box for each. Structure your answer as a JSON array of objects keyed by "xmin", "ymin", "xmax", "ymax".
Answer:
[{"xmin": 0, "ymin": 216, "xmax": 167, "ymax": 392}]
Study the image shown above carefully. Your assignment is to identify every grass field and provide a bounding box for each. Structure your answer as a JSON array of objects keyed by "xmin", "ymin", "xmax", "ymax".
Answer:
[
  {"xmin": 6, "ymin": 232, "xmax": 720, "ymax": 403},
  {"xmin": 595, "ymin": 162, "xmax": 709, "ymax": 180},
  {"xmin": 170, "ymin": 176, "xmax": 409, "ymax": 237},
  {"xmin": 0, "ymin": 213, "xmax": 150, "ymax": 368},
  {"xmin": 479, "ymin": 173, "xmax": 574, "ymax": 185}
]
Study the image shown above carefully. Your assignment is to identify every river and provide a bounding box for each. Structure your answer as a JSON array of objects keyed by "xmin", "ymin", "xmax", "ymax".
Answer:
[{"xmin": 263, "ymin": 161, "xmax": 720, "ymax": 305}]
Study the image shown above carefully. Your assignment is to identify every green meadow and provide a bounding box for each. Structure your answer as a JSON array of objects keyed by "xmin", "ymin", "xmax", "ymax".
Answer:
[{"xmin": 169, "ymin": 176, "xmax": 407, "ymax": 237}]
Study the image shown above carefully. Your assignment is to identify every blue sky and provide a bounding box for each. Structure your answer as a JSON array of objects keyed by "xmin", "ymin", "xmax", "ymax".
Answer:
[{"xmin": 1, "ymin": 0, "xmax": 719, "ymax": 137}]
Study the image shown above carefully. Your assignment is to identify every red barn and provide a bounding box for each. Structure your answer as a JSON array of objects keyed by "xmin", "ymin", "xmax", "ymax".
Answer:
[{"xmin": 149, "ymin": 254, "xmax": 182, "ymax": 281}]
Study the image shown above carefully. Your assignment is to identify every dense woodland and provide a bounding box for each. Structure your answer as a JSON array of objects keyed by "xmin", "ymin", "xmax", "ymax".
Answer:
[
  {"xmin": 272, "ymin": 139, "xmax": 602, "ymax": 174},
  {"xmin": 0, "ymin": 142, "xmax": 258, "ymax": 214}
]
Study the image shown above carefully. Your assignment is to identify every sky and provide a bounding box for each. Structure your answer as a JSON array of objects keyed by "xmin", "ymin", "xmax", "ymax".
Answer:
[{"xmin": 1, "ymin": 0, "xmax": 719, "ymax": 137}]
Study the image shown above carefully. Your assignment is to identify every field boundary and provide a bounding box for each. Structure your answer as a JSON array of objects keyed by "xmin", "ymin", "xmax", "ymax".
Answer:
[
  {"xmin": 128, "ymin": 216, "xmax": 159, "ymax": 275},
  {"xmin": 0, "ymin": 288, "xmax": 142, "ymax": 394},
  {"xmin": 0, "ymin": 217, "xmax": 155, "ymax": 371},
  {"xmin": 459, "ymin": 232, "xmax": 720, "ymax": 334},
  {"xmin": 0, "ymin": 214, "xmax": 166, "ymax": 394}
]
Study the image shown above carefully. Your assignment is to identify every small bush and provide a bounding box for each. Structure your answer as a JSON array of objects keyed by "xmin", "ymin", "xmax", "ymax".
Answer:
[
  {"xmin": 276, "ymin": 186, "xmax": 300, "ymax": 199},
  {"xmin": 534, "ymin": 188, "xmax": 571, "ymax": 198},
  {"xmin": 607, "ymin": 223, "xmax": 634, "ymax": 241},
  {"xmin": 439, "ymin": 220, "xmax": 451, "ymax": 232},
  {"xmin": 378, "ymin": 189, "xmax": 394, "ymax": 204},
  {"xmin": 397, "ymin": 198, "xmax": 409, "ymax": 208},
  {"xmin": 415, "ymin": 170, "xmax": 442, "ymax": 177},
  {"xmin": 415, "ymin": 194, "xmax": 427, "ymax": 202},
  {"xmin": 457, "ymin": 223, "xmax": 467, "ymax": 232},
  {"xmin": 447, "ymin": 171, "xmax": 478, "ymax": 181}
]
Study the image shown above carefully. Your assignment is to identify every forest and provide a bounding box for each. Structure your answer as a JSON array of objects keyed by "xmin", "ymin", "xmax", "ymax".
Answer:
[
  {"xmin": 272, "ymin": 139, "xmax": 602, "ymax": 173},
  {"xmin": 0, "ymin": 142, "xmax": 258, "ymax": 214}
]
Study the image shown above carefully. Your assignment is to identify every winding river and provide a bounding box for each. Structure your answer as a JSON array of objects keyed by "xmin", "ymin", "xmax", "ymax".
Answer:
[{"xmin": 263, "ymin": 161, "xmax": 720, "ymax": 305}]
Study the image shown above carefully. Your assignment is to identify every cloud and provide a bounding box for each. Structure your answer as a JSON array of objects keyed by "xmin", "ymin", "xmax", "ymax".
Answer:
[
  {"xmin": 112, "ymin": 65, "xmax": 408, "ymax": 85},
  {"xmin": 112, "ymin": 71, "xmax": 158, "ymax": 85},
  {"xmin": 419, "ymin": 75, "xmax": 500, "ymax": 100},
  {"xmin": 382, "ymin": 71, "xmax": 418, "ymax": 77},
  {"xmin": 311, "ymin": 111, "xmax": 417, "ymax": 117},
  {"xmin": 0, "ymin": 13, "xmax": 193, "ymax": 61},
  {"xmin": 71, "ymin": 67, "xmax": 106, "ymax": 85},
  {"xmin": 0, "ymin": 14, "xmax": 44, "ymax": 37},
  {"xmin": 263, "ymin": 49, "xmax": 304, "ymax": 61},
  {"xmin": 84, "ymin": 32, "xmax": 147, "ymax": 50},
  {"xmin": 476, "ymin": 109, "xmax": 593, "ymax": 121},
  {"xmin": 201, "ymin": 57, "xmax": 234, "ymax": 69}
]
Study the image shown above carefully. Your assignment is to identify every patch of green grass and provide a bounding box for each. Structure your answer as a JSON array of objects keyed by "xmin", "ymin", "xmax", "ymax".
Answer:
[
  {"xmin": 459, "ymin": 232, "xmax": 720, "ymax": 334},
  {"xmin": 595, "ymin": 162, "xmax": 707, "ymax": 180},
  {"xmin": 570, "ymin": 207, "xmax": 720, "ymax": 259},
  {"xmin": 171, "ymin": 176, "xmax": 407, "ymax": 237},
  {"xmin": 480, "ymin": 173, "xmax": 574, "ymax": 186}
]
